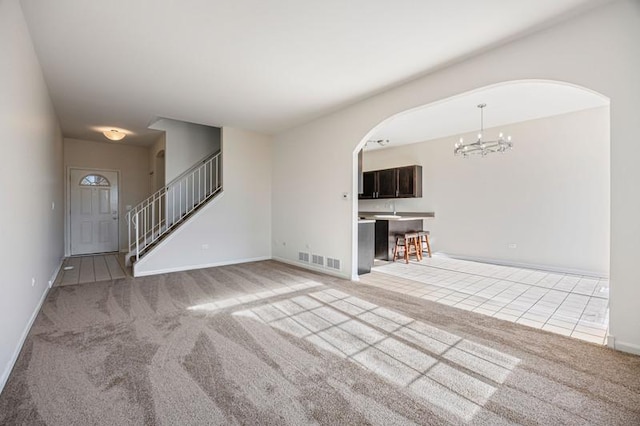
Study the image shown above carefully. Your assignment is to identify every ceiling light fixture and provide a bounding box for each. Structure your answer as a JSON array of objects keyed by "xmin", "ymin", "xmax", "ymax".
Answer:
[
  {"xmin": 454, "ymin": 104, "xmax": 512, "ymax": 157},
  {"xmin": 103, "ymin": 129, "xmax": 126, "ymax": 141},
  {"xmin": 366, "ymin": 139, "xmax": 390, "ymax": 148}
]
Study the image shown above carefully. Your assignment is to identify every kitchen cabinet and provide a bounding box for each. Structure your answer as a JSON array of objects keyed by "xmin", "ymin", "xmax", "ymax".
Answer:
[
  {"xmin": 361, "ymin": 171, "xmax": 377, "ymax": 199},
  {"xmin": 397, "ymin": 165, "xmax": 422, "ymax": 198},
  {"xmin": 358, "ymin": 165, "xmax": 422, "ymax": 199}
]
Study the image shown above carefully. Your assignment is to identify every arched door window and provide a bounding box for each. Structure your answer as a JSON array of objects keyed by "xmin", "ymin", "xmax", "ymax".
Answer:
[{"xmin": 79, "ymin": 174, "xmax": 111, "ymax": 187}]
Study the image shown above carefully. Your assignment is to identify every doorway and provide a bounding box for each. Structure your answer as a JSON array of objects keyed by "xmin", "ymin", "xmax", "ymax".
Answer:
[{"xmin": 69, "ymin": 168, "xmax": 119, "ymax": 255}]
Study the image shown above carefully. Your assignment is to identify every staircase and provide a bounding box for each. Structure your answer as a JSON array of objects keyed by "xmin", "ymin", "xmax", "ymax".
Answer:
[{"xmin": 125, "ymin": 150, "xmax": 222, "ymax": 266}]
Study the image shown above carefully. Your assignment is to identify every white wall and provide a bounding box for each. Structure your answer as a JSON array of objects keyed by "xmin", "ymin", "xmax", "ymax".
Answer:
[
  {"xmin": 271, "ymin": 0, "xmax": 640, "ymax": 354},
  {"xmin": 64, "ymin": 138, "xmax": 151, "ymax": 252},
  {"xmin": 0, "ymin": 0, "xmax": 64, "ymax": 391},
  {"xmin": 149, "ymin": 133, "xmax": 166, "ymax": 192},
  {"xmin": 149, "ymin": 118, "xmax": 221, "ymax": 182},
  {"xmin": 134, "ymin": 127, "xmax": 272, "ymax": 275},
  {"xmin": 360, "ymin": 107, "xmax": 610, "ymax": 276}
]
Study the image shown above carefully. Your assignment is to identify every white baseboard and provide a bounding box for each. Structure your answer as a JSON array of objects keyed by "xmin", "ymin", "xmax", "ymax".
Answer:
[
  {"xmin": 0, "ymin": 283, "xmax": 51, "ymax": 394},
  {"xmin": 441, "ymin": 252, "xmax": 608, "ymax": 278},
  {"xmin": 133, "ymin": 256, "xmax": 271, "ymax": 277},
  {"xmin": 47, "ymin": 257, "xmax": 65, "ymax": 288},
  {"xmin": 608, "ymin": 336, "xmax": 640, "ymax": 356},
  {"xmin": 272, "ymin": 256, "xmax": 350, "ymax": 280}
]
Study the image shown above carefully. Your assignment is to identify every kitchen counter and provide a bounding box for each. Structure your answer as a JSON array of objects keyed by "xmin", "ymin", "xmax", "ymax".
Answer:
[
  {"xmin": 358, "ymin": 211, "xmax": 435, "ymax": 221},
  {"xmin": 357, "ymin": 219, "xmax": 376, "ymax": 224}
]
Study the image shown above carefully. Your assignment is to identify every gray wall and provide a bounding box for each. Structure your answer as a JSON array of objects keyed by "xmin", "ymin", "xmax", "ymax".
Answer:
[
  {"xmin": 149, "ymin": 118, "xmax": 221, "ymax": 182},
  {"xmin": 0, "ymin": 0, "xmax": 64, "ymax": 391}
]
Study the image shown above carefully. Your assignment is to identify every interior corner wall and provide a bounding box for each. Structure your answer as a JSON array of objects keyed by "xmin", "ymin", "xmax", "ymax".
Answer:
[
  {"xmin": 360, "ymin": 107, "xmax": 610, "ymax": 276},
  {"xmin": 149, "ymin": 133, "xmax": 166, "ymax": 192},
  {"xmin": 134, "ymin": 127, "xmax": 272, "ymax": 275},
  {"xmin": 0, "ymin": 0, "xmax": 64, "ymax": 391},
  {"xmin": 64, "ymin": 138, "xmax": 151, "ymax": 252},
  {"xmin": 149, "ymin": 118, "xmax": 221, "ymax": 182},
  {"xmin": 271, "ymin": 0, "xmax": 640, "ymax": 353}
]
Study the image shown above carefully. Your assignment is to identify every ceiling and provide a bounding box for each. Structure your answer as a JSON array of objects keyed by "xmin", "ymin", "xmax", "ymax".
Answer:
[
  {"xmin": 365, "ymin": 81, "xmax": 609, "ymax": 151},
  {"xmin": 20, "ymin": 0, "xmax": 611, "ymax": 146}
]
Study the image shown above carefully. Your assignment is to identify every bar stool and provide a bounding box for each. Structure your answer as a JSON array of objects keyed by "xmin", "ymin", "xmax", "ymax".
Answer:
[
  {"xmin": 393, "ymin": 232, "xmax": 422, "ymax": 264},
  {"xmin": 417, "ymin": 230, "xmax": 432, "ymax": 258}
]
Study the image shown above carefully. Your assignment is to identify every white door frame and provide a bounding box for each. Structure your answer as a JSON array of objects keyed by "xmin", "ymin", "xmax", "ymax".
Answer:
[{"xmin": 65, "ymin": 167, "xmax": 121, "ymax": 257}]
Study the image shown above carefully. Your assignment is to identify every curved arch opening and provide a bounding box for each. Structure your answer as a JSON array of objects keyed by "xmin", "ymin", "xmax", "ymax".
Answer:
[{"xmin": 352, "ymin": 79, "xmax": 610, "ymax": 343}]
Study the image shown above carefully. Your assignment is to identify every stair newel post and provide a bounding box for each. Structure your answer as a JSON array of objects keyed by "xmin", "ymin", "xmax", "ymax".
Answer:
[
  {"xmin": 151, "ymin": 197, "xmax": 155, "ymax": 242},
  {"xmin": 135, "ymin": 211, "xmax": 139, "ymax": 261},
  {"xmin": 215, "ymin": 155, "xmax": 219, "ymax": 190},
  {"xmin": 159, "ymin": 190, "xmax": 163, "ymax": 235}
]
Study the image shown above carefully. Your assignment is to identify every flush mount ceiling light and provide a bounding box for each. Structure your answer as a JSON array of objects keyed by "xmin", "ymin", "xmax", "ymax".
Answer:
[
  {"xmin": 103, "ymin": 129, "xmax": 126, "ymax": 141},
  {"xmin": 454, "ymin": 104, "xmax": 513, "ymax": 157}
]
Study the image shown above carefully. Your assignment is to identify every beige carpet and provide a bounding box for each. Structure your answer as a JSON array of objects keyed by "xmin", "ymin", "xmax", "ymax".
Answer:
[{"xmin": 1, "ymin": 260, "xmax": 639, "ymax": 425}]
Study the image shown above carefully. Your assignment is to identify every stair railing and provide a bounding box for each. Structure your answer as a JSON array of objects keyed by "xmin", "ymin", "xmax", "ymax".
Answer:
[{"xmin": 125, "ymin": 150, "xmax": 222, "ymax": 263}]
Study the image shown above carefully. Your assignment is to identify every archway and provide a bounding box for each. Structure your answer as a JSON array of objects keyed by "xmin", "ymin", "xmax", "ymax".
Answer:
[{"xmin": 352, "ymin": 79, "xmax": 610, "ymax": 343}]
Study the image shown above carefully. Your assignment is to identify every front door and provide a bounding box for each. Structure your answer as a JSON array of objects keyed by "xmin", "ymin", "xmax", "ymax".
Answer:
[{"xmin": 70, "ymin": 169, "xmax": 119, "ymax": 255}]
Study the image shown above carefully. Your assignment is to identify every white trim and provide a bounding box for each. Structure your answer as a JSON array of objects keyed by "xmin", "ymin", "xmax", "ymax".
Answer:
[
  {"xmin": 133, "ymin": 256, "xmax": 271, "ymax": 277},
  {"xmin": 0, "ymin": 284, "xmax": 51, "ymax": 394},
  {"xmin": 65, "ymin": 167, "xmax": 121, "ymax": 256},
  {"xmin": 441, "ymin": 252, "xmax": 608, "ymax": 278},
  {"xmin": 272, "ymin": 256, "xmax": 351, "ymax": 280},
  {"xmin": 47, "ymin": 257, "xmax": 64, "ymax": 288},
  {"xmin": 608, "ymin": 336, "xmax": 640, "ymax": 356},
  {"xmin": 132, "ymin": 192, "xmax": 226, "ymax": 273}
]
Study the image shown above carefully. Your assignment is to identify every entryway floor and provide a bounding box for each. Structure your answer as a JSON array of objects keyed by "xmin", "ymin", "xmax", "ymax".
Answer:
[
  {"xmin": 54, "ymin": 253, "xmax": 129, "ymax": 286},
  {"xmin": 361, "ymin": 254, "xmax": 609, "ymax": 345}
]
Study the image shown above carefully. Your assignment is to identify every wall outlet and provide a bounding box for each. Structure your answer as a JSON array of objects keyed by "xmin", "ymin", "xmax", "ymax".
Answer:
[
  {"xmin": 31, "ymin": 277, "xmax": 36, "ymax": 287},
  {"xmin": 508, "ymin": 243, "xmax": 517, "ymax": 249},
  {"xmin": 201, "ymin": 244, "xmax": 209, "ymax": 250},
  {"xmin": 51, "ymin": 201, "xmax": 55, "ymax": 210}
]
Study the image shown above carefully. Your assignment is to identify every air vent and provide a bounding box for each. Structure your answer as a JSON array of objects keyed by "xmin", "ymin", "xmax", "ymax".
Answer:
[
  {"xmin": 312, "ymin": 254, "xmax": 324, "ymax": 266},
  {"xmin": 298, "ymin": 252, "xmax": 310, "ymax": 262},
  {"xmin": 327, "ymin": 258, "xmax": 341, "ymax": 270}
]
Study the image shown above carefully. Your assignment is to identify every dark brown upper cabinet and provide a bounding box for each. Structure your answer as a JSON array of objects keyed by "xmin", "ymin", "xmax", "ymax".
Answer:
[
  {"xmin": 377, "ymin": 168, "xmax": 397, "ymax": 198},
  {"xmin": 360, "ymin": 171, "xmax": 377, "ymax": 199},
  {"xmin": 358, "ymin": 165, "xmax": 422, "ymax": 199},
  {"xmin": 397, "ymin": 165, "xmax": 422, "ymax": 198}
]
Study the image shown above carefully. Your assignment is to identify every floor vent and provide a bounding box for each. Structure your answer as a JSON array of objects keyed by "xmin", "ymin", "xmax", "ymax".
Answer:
[
  {"xmin": 298, "ymin": 252, "xmax": 310, "ymax": 262},
  {"xmin": 312, "ymin": 254, "xmax": 324, "ymax": 266},
  {"xmin": 327, "ymin": 258, "xmax": 341, "ymax": 270}
]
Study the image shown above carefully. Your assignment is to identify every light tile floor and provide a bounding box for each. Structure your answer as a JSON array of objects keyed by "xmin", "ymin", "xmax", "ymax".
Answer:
[{"xmin": 363, "ymin": 255, "xmax": 609, "ymax": 345}]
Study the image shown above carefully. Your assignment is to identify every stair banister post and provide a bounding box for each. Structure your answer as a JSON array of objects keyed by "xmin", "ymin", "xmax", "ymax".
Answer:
[{"xmin": 135, "ymin": 210, "xmax": 139, "ymax": 261}]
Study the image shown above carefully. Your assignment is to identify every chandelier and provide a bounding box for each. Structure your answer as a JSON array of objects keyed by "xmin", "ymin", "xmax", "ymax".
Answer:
[{"xmin": 454, "ymin": 104, "xmax": 512, "ymax": 157}]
